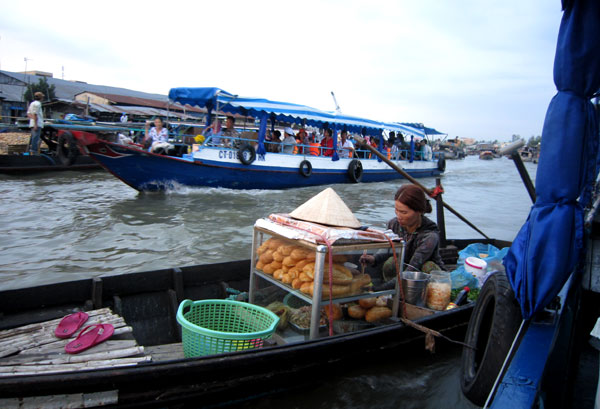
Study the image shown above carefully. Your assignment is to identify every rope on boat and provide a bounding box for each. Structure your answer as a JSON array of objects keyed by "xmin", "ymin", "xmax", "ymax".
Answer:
[{"xmin": 399, "ymin": 317, "xmax": 474, "ymax": 352}]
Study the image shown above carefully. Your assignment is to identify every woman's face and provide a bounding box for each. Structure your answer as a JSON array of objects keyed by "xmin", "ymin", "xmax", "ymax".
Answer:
[
  {"xmin": 154, "ymin": 119, "xmax": 162, "ymax": 128},
  {"xmin": 394, "ymin": 200, "xmax": 421, "ymax": 227}
]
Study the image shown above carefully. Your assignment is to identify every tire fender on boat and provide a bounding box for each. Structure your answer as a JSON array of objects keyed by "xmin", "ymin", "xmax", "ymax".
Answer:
[
  {"xmin": 460, "ymin": 271, "xmax": 522, "ymax": 406},
  {"xmin": 57, "ymin": 131, "xmax": 79, "ymax": 166},
  {"xmin": 237, "ymin": 144, "xmax": 256, "ymax": 165},
  {"xmin": 437, "ymin": 155, "xmax": 446, "ymax": 172},
  {"xmin": 299, "ymin": 160, "xmax": 312, "ymax": 177},
  {"xmin": 347, "ymin": 159, "xmax": 363, "ymax": 183}
]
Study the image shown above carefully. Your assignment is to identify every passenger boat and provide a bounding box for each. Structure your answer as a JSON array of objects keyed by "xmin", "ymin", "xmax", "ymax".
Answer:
[
  {"xmin": 73, "ymin": 89, "xmax": 445, "ymax": 191},
  {"xmin": 0, "ymin": 231, "xmax": 507, "ymax": 407},
  {"xmin": 459, "ymin": 1, "xmax": 600, "ymax": 408}
]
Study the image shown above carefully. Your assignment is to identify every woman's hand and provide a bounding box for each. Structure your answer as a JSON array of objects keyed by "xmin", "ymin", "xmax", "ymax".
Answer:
[{"xmin": 359, "ymin": 254, "xmax": 375, "ymax": 266}]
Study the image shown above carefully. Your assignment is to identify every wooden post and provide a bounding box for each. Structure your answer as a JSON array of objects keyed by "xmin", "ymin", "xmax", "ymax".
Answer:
[{"xmin": 435, "ymin": 178, "xmax": 447, "ymax": 247}]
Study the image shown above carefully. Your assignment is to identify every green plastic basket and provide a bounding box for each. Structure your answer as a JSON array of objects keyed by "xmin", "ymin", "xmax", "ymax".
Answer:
[{"xmin": 176, "ymin": 299, "xmax": 280, "ymax": 357}]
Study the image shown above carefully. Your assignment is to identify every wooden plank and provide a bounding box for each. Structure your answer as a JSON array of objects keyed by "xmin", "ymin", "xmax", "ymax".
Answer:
[
  {"xmin": 8, "ymin": 340, "xmax": 139, "ymax": 360},
  {"xmin": 144, "ymin": 343, "xmax": 184, "ymax": 362},
  {"xmin": 0, "ymin": 390, "xmax": 118, "ymax": 409},
  {"xmin": 0, "ymin": 356, "xmax": 151, "ymax": 376}
]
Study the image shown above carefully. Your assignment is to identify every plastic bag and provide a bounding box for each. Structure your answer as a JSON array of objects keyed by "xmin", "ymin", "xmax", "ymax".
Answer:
[{"xmin": 450, "ymin": 243, "xmax": 509, "ymax": 289}]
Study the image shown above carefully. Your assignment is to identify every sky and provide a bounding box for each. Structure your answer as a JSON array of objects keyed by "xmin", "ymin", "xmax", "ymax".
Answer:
[{"xmin": 0, "ymin": 0, "xmax": 562, "ymax": 141}]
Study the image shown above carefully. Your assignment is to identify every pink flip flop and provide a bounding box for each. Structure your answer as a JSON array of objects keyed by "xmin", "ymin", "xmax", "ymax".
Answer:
[
  {"xmin": 54, "ymin": 312, "xmax": 89, "ymax": 339},
  {"xmin": 65, "ymin": 324, "xmax": 114, "ymax": 354}
]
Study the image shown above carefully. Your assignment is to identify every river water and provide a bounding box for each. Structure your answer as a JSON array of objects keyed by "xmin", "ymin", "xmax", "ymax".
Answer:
[{"xmin": 0, "ymin": 154, "xmax": 537, "ymax": 407}]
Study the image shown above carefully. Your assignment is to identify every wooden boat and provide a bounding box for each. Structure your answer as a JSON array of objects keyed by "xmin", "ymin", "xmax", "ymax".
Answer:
[
  {"xmin": 73, "ymin": 88, "xmax": 445, "ymax": 191},
  {"xmin": 0, "ymin": 235, "xmax": 507, "ymax": 408},
  {"xmin": 0, "ymin": 123, "xmax": 131, "ymax": 174},
  {"xmin": 478, "ymin": 150, "xmax": 494, "ymax": 160}
]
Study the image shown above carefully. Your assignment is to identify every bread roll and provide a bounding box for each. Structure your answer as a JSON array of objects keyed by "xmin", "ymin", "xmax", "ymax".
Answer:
[
  {"xmin": 290, "ymin": 248, "xmax": 309, "ymax": 260},
  {"xmin": 305, "ymin": 252, "xmax": 316, "ymax": 261},
  {"xmin": 256, "ymin": 260, "xmax": 265, "ymax": 270},
  {"xmin": 359, "ymin": 298, "xmax": 377, "ymax": 309},
  {"xmin": 299, "ymin": 272, "xmax": 312, "ymax": 282},
  {"xmin": 263, "ymin": 263, "xmax": 276, "ymax": 275},
  {"xmin": 349, "ymin": 274, "xmax": 371, "ymax": 294},
  {"xmin": 300, "ymin": 282, "xmax": 312, "ymax": 294},
  {"xmin": 259, "ymin": 249, "xmax": 274, "ymax": 264},
  {"xmin": 288, "ymin": 267, "xmax": 300, "ymax": 279},
  {"xmin": 292, "ymin": 278, "xmax": 302, "ymax": 289},
  {"xmin": 282, "ymin": 256, "xmax": 296, "ymax": 267},
  {"xmin": 279, "ymin": 245, "xmax": 296, "ymax": 256},
  {"xmin": 273, "ymin": 269, "xmax": 284, "ymax": 280},
  {"xmin": 281, "ymin": 273, "xmax": 293, "ymax": 284},
  {"xmin": 267, "ymin": 238, "xmax": 284, "ymax": 250},
  {"xmin": 302, "ymin": 262, "xmax": 315, "ymax": 274},
  {"xmin": 272, "ymin": 251, "xmax": 284, "ymax": 262},
  {"xmin": 308, "ymin": 282, "xmax": 351, "ymax": 298},
  {"xmin": 270, "ymin": 260, "xmax": 282, "ymax": 270},
  {"xmin": 295, "ymin": 259, "xmax": 310, "ymax": 270},
  {"xmin": 365, "ymin": 306, "xmax": 392, "ymax": 322},
  {"xmin": 323, "ymin": 304, "xmax": 343, "ymax": 321},
  {"xmin": 348, "ymin": 305, "xmax": 367, "ymax": 319},
  {"xmin": 282, "ymin": 265, "xmax": 290, "ymax": 273},
  {"xmin": 257, "ymin": 242, "xmax": 269, "ymax": 255}
]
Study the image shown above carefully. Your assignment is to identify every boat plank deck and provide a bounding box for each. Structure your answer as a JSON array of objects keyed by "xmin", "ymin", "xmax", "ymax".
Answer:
[{"xmin": 0, "ymin": 309, "xmax": 149, "ymax": 377}]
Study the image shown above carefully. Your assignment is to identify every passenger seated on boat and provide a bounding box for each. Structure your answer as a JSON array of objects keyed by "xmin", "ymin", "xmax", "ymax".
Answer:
[
  {"xmin": 266, "ymin": 130, "xmax": 281, "ymax": 153},
  {"xmin": 294, "ymin": 128, "xmax": 309, "ymax": 154},
  {"xmin": 420, "ymin": 139, "xmax": 433, "ymax": 161},
  {"xmin": 144, "ymin": 118, "xmax": 169, "ymax": 152},
  {"xmin": 308, "ymin": 133, "xmax": 320, "ymax": 156},
  {"xmin": 337, "ymin": 130, "xmax": 355, "ymax": 158},
  {"xmin": 203, "ymin": 120, "xmax": 223, "ymax": 146},
  {"xmin": 360, "ymin": 184, "xmax": 445, "ymax": 290},
  {"xmin": 222, "ymin": 116, "xmax": 239, "ymax": 148},
  {"xmin": 281, "ymin": 127, "xmax": 297, "ymax": 154},
  {"xmin": 320, "ymin": 128, "xmax": 335, "ymax": 157}
]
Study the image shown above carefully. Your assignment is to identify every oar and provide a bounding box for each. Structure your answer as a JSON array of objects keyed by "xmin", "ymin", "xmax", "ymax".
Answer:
[
  {"xmin": 498, "ymin": 139, "xmax": 536, "ymax": 203},
  {"xmin": 353, "ymin": 136, "xmax": 490, "ymax": 239}
]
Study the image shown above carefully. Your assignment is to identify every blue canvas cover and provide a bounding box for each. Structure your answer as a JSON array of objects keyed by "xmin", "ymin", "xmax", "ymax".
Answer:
[{"xmin": 503, "ymin": 0, "xmax": 600, "ymax": 320}]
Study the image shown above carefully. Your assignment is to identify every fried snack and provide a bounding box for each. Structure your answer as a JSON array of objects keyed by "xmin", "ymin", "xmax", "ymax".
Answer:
[
  {"xmin": 359, "ymin": 297, "xmax": 377, "ymax": 309},
  {"xmin": 281, "ymin": 273, "xmax": 293, "ymax": 284},
  {"xmin": 290, "ymin": 248, "xmax": 309, "ymax": 260},
  {"xmin": 348, "ymin": 304, "xmax": 367, "ymax": 319},
  {"xmin": 323, "ymin": 303, "xmax": 343, "ymax": 321},
  {"xmin": 300, "ymin": 282, "xmax": 312, "ymax": 294},
  {"xmin": 273, "ymin": 269, "xmax": 284, "ymax": 280},
  {"xmin": 292, "ymin": 278, "xmax": 302, "ymax": 289},
  {"xmin": 272, "ymin": 250, "xmax": 284, "ymax": 262},
  {"xmin": 256, "ymin": 260, "xmax": 265, "ymax": 270},
  {"xmin": 259, "ymin": 249, "xmax": 274, "ymax": 264},
  {"xmin": 270, "ymin": 260, "xmax": 282, "ymax": 270},
  {"xmin": 282, "ymin": 256, "xmax": 296, "ymax": 267},
  {"xmin": 365, "ymin": 306, "xmax": 392, "ymax": 322},
  {"xmin": 295, "ymin": 259, "xmax": 310, "ymax": 270}
]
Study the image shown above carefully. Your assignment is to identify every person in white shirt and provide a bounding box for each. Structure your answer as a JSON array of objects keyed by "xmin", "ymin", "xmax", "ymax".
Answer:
[
  {"xmin": 338, "ymin": 130, "xmax": 355, "ymax": 158},
  {"xmin": 120, "ymin": 112, "xmax": 128, "ymax": 123},
  {"xmin": 27, "ymin": 92, "xmax": 44, "ymax": 155},
  {"xmin": 144, "ymin": 118, "xmax": 169, "ymax": 152},
  {"xmin": 281, "ymin": 127, "xmax": 297, "ymax": 154},
  {"xmin": 420, "ymin": 139, "xmax": 433, "ymax": 161}
]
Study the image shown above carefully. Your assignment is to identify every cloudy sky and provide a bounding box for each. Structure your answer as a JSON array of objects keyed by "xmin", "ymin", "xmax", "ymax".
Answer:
[{"xmin": 0, "ymin": 1, "xmax": 562, "ymax": 141}]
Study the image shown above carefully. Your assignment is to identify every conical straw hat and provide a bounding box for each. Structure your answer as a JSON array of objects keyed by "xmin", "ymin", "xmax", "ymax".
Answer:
[{"xmin": 289, "ymin": 188, "xmax": 361, "ymax": 228}]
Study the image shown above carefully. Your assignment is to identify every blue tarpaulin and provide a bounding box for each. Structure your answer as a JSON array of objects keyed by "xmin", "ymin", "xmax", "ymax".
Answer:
[{"xmin": 503, "ymin": 0, "xmax": 600, "ymax": 320}]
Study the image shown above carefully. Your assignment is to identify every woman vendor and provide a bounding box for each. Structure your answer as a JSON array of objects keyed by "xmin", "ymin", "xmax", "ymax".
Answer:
[{"xmin": 360, "ymin": 184, "xmax": 445, "ymax": 290}]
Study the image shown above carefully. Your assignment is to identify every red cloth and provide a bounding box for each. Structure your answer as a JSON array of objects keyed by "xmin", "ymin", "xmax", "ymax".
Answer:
[{"xmin": 321, "ymin": 137, "xmax": 334, "ymax": 156}]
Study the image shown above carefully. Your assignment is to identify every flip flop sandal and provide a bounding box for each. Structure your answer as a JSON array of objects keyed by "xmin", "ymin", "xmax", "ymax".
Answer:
[
  {"xmin": 54, "ymin": 311, "xmax": 89, "ymax": 339},
  {"xmin": 65, "ymin": 324, "xmax": 114, "ymax": 354}
]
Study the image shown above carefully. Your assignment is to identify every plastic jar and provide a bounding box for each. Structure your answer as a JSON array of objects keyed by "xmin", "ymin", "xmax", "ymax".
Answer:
[{"xmin": 426, "ymin": 270, "xmax": 452, "ymax": 310}]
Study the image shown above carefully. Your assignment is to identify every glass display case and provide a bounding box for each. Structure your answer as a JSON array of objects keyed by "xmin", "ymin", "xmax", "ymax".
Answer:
[{"xmin": 249, "ymin": 226, "xmax": 405, "ymax": 339}]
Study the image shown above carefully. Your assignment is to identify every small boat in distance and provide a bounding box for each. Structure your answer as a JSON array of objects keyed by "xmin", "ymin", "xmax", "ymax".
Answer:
[
  {"xmin": 479, "ymin": 150, "xmax": 494, "ymax": 160},
  {"xmin": 74, "ymin": 88, "xmax": 446, "ymax": 191}
]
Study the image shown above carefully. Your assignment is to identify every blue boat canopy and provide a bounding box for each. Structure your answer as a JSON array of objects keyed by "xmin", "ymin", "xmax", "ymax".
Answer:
[
  {"xmin": 504, "ymin": 0, "xmax": 600, "ymax": 320},
  {"xmin": 168, "ymin": 87, "xmax": 424, "ymax": 138}
]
